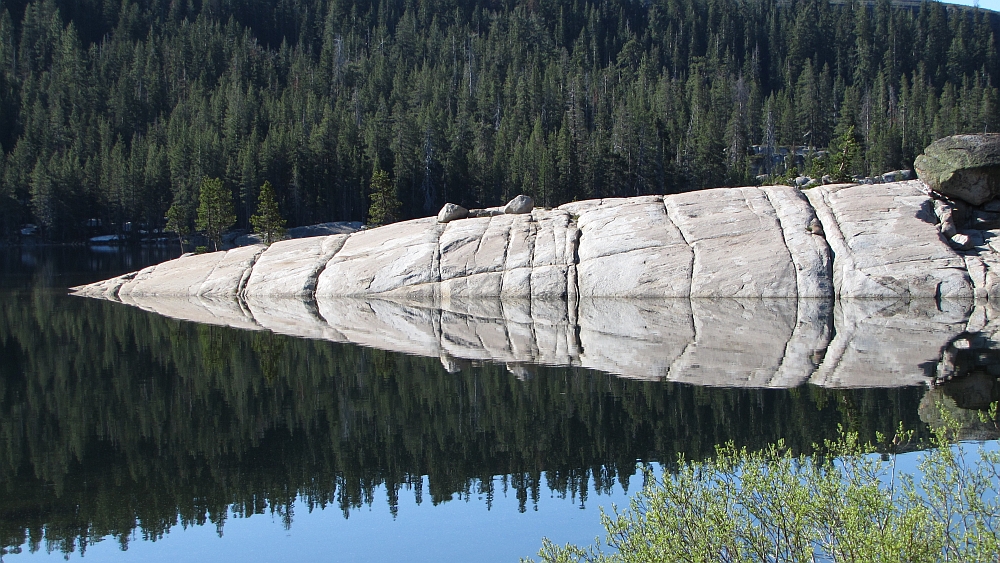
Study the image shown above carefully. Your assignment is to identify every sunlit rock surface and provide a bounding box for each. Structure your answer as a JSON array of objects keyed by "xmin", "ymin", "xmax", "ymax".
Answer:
[
  {"xmin": 804, "ymin": 182, "xmax": 972, "ymax": 299},
  {"xmin": 75, "ymin": 182, "xmax": 977, "ymax": 300}
]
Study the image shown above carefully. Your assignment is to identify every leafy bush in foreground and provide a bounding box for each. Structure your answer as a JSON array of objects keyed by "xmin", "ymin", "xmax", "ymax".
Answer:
[{"xmin": 529, "ymin": 405, "xmax": 1000, "ymax": 563}]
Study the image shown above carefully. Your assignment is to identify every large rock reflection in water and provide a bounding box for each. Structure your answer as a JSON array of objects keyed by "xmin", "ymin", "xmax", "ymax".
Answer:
[
  {"xmin": 6, "ymin": 271, "xmax": 999, "ymax": 555},
  {"xmin": 116, "ymin": 293, "xmax": 982, "ymax": 388}
]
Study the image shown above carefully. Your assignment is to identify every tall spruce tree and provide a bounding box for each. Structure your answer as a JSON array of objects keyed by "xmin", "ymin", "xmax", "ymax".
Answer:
[
  {"xmin": 367, "ymin": 170, "xmax": 400, "ymax": 227},
  {"xmin": 196, "ymin": 177, "xmax": 235, "ymax": 251},
  {"xmin": 251, "ymin": 181, "xmax": 286, "ymax": 245}
]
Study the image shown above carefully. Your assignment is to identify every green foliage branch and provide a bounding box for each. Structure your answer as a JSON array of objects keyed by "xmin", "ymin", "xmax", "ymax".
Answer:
[{"xmin": 529, "ymin": 403, "xmax": 1000, "ymax": 563}]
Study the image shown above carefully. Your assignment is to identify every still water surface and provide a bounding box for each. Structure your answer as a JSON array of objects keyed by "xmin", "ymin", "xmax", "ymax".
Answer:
[{"xmin": 0, "ymin": 247, "xmax": 984, "ymax": 561}]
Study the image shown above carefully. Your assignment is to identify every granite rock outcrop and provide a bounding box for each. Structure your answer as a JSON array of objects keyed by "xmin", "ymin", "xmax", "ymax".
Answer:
[{"xmin": 75, "ymin": 180, "xmax": 987, "ymax": 300}]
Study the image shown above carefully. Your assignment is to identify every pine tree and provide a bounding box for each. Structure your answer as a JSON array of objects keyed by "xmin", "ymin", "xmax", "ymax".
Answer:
[
  {"xmin": 196, "ymin": 177, "xmax": 235, "ymax": 251},
  {"xmin": 251, "ymin": 181, "xmax": 286, "ymax": 245},
  {"xmin": 0, "ymin": 8, "xmax": 16, "ymax": 156},
  {"xmin": 165, "ymin": 200, "xmax": 193, "ymax": 252},
  {"xmin": 829, "ymin": 126, "xmax": 862, "ymax": 181},
  {"xmin": 367, "ymin": 170, "xmax": 400, "ymax": 227},
  {"xmin": 29, "ymin": 159, "xmax": 55, "ymax": 233}
]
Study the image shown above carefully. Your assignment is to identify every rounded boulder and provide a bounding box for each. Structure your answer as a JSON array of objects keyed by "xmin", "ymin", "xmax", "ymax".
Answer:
[
  {"xmin": 915, "ymin": 134, "xmax": 1000, "ymax": 205},
  {"xmin": 437, "ymin": 203, "xmax": 469, "ymax": 223},
  {"xmin": 503, "ymin": 195, "xmax": 534, "ymax": 215}
]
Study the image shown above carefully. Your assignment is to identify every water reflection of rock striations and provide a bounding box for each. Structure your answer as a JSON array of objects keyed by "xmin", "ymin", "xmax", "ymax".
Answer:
[{"xmin": 85, "ymin": 292, "xmax": 987, "ymax": 389}]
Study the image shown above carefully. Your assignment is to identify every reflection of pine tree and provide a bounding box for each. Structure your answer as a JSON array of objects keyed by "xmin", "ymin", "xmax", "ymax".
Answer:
[
  {"xmin": 197, "ymin": 324, "xmax": 229, "ymax": 377},
  {"xmin": 252, "ymin": 332, "xmax": 285, "ymax": 384}
]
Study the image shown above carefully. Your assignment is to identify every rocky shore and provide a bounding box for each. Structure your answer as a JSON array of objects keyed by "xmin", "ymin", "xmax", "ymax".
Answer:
[{"xmin": 71, "ymin": 134, "xmax": 1000, "ymax": 301}]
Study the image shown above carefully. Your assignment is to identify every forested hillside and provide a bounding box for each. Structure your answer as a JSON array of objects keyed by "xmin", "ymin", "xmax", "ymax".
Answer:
[{"xmin": 0, "ymin": 0, "xmax": 997, "ymax": 240}]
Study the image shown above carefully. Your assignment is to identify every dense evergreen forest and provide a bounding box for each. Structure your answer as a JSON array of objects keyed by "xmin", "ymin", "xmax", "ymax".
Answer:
[
  {"xmin": 0, "ymin": 0, "xmax": 998, "ymax": 241},
  {"xmin": 0, "ymin": 249, "xmax": 930, "ymax": 554}
]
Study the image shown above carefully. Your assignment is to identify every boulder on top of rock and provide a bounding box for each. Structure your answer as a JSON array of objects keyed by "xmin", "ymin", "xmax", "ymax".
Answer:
[
  {"xmin": 503, "ymin": 194, "xmax": 534, "ymax": 214},
  {"xmin": 437, "ymin": 203, "xmax": 468, "ymax": 223},
  {"xmin": 915, "ymin": 134, "xmax": 1000, "ymax": 205}
]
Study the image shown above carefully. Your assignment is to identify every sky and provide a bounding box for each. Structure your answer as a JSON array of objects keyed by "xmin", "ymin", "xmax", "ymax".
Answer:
[{"xmin": 945, "ymin": 0, "xmax": 1000, "ymax": 11}]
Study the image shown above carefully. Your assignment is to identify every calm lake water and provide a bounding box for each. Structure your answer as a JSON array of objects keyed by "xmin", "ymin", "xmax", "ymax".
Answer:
[{"xmin": 0, "ymin": 246, "xmax": 987, "ymax": 561}]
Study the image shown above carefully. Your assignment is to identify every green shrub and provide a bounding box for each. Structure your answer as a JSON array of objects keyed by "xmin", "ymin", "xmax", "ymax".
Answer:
[{"xmin": 528, "ymin": 404, "xmax": 1000, "ymax": 563}]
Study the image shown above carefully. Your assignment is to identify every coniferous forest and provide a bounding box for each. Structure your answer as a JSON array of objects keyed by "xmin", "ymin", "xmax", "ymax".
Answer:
[{"xmin": 0, "ymin": 0, "xmax": 998, "ymax": 241}]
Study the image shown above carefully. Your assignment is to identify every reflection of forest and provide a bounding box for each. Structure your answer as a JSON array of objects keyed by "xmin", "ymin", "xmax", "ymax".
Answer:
[{"xmin": 0, "ymin": 283, "xmax": 934, "ymax": 555}]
